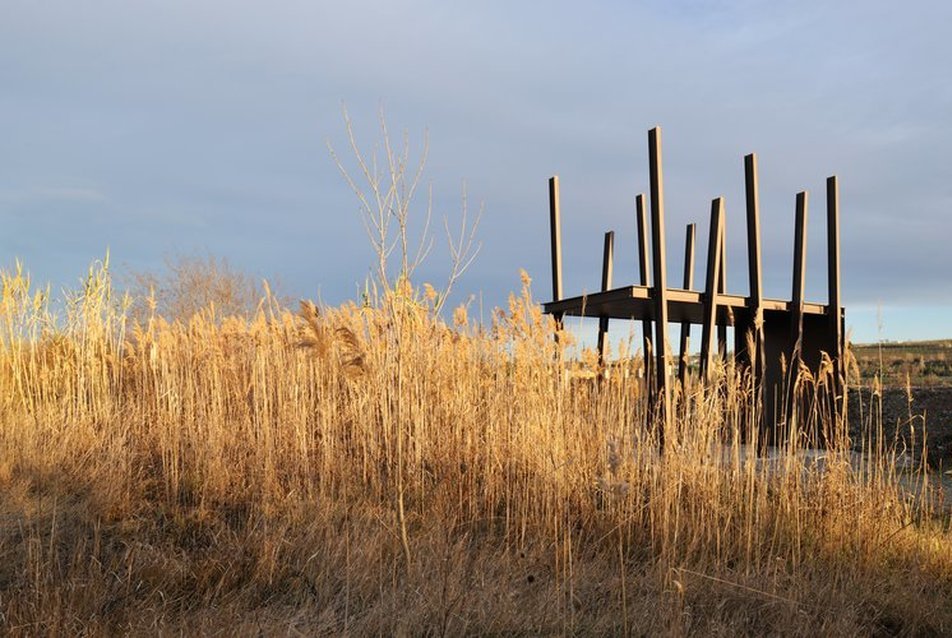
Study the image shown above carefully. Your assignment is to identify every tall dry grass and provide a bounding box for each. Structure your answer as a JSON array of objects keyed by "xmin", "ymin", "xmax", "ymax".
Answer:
[{"xmin": 0, "ymin": 260, "xmax": 949, "ymax": 636}]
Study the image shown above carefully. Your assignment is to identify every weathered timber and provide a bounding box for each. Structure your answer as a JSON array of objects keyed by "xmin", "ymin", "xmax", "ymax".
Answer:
[
  {"xmin": 548, "ymin": 176, "xmax": 563, "ymax": 328},
  {"xmin": 678, "ymin": 223, "xmax": 696, "ymax": 386},
  {"xmin": 700, "ymin": 198, "xmax": 725, "ymax": 380},
  {"xmin": 635, "ymin": 193, "xmax": 654, "ymax": 396},
  {"xmin": 542, "ymin": 127, "xmax": 846, "ymax": 441},
  {"xmin": 597, "ymin": 231, "xmax": 614, "ymax": 363},
  {"xmin": 648, "ymin": 127, "xmax": 671, "ymax": 429}
]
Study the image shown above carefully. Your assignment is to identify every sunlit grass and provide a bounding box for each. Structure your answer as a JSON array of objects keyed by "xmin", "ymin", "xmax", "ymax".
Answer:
[{"xmin": 0, "ymin": 260, "xmax": 949, "ymax": 635}]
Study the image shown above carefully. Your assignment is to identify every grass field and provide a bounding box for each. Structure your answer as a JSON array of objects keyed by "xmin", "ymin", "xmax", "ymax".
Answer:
[
  {"xmin": 849, "ymin": 339, "xmax": 952, "ymax": 470},
  {"xmin": 852, "ymin": 339, "xmax": 952, "ymax": 387},
  {"xmin": 1, "ymin": 262, "xmax": 950, "ymax": 635}
]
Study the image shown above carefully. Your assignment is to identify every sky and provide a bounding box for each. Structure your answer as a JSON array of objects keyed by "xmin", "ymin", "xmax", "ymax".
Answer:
[{"xmin": 2, "ymin": 0, "xmax": 951, "ymax": 343}]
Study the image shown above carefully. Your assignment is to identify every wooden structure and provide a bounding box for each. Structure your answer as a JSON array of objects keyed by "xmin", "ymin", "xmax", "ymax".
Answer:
[{"xmin": 543, "ymin": 127, "xmax": 845, "ymax": 441}]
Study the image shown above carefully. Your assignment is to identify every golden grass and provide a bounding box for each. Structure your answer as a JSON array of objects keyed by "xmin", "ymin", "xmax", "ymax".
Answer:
[{"xmin": 0, "ymin": 261, "xmax": 950, "ymax": 636}]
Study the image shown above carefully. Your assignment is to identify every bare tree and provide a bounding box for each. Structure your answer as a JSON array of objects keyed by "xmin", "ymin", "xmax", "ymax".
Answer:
[
  {"xmin": 125, "ymin": 252, "xmax": 287, "ymax": 323},
  {"xmin": 327, "ymin": 106, "xmax": 481, "ymax": 314}
]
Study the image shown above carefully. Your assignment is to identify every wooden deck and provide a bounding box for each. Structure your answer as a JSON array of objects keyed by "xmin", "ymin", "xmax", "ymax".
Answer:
[
  {"xmin": 543, "ymin": 126, "xmax": 845, "ymax": 439},
  {"xmin": 544, "ymin": 286, "xmax": 831, "ymax": 326}
]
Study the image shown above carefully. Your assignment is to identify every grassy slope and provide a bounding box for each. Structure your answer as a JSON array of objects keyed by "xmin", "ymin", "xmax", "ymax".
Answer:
[
  {"xmin": 852, "ymin": 339, "xmax": 952, "ymax": 387},
  {"xmin": 0, "ymin": 265, "xmax": 950, "ymax": 636}
]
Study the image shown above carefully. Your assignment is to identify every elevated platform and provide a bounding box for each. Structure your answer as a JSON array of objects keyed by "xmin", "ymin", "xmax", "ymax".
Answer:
[
  {"xmin": 544, "ymin": 286, "xmax": 832, "ymax": 325},
  {"xmin": 542, "ymin": 126, "xmax": 845, "ymax": 442}
]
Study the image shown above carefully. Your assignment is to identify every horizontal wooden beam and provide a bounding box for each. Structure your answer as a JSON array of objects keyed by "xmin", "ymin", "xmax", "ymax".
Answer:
[{"xmin": 543, "ymin": 285, "xmax": 832, "ymax": 323}]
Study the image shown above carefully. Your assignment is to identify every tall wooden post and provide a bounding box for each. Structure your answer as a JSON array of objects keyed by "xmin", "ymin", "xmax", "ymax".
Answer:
[
  {"xmin": 678, "ymin": 224, "xmax": 696, "ymax": 387},
  {"xmin": 597, "ymin": 231, "xmax": 614, "ymax": 364},
  {"xmin": 636, "ymin": 194, "xmax": 654, "ymax": 395},
  {"xmin": 648, "ymin": 127, "xmax": 671, "ymax": 430},
  {"xmin": 827, "ymin": 175, "xmax": 844, "ymax": 432},
  {"xmin": 701, "ymin": 198, "xmax": 725, "ymax": 381},
  {"xmin": 791, "ymin": 191, "xmax": 809, "ymax": 350},
  {"xmin": 717, "ymin": 223, "xmax": 728, "ymax": 357},
  {"xmin": 549, "ymin": 177, "xmax": 563, "ymax": 330},
  {"xmin": 744, "ymin": 153, "xmax": 765, "ymax": 417},
  {"xmin": 827, "ymin": 177, "xmax": 843, "ymax": 369}
]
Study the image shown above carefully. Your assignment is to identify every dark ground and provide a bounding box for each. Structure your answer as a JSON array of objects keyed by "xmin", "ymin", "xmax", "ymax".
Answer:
[
  {"xmin": 848, "ymin": 385, "xmax": 952, "ymax": 469},
  {"xmin": 849, "ymin": 340, "xmax": 952, "ymax": 469}
]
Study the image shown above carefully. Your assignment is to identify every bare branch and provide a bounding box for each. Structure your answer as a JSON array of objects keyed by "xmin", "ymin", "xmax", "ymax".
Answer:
[{"xmin": 330, "ymin": 105, "xmax": 480, "ymax": 311}]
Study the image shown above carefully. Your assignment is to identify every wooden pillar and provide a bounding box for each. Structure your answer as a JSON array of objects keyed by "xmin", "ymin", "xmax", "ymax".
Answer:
[
  {"xmin": 597, "ymin": 231, "xmax": 614, "ymax": 364},
  {"xmin": 742, "ymin": 153, "xmax": 769, "ymax": 437},
  {"xmin": 744, "ymin": 153, "xmax": 765, "ymax": 410},
  {"xmin": 791, "ymin": 191, "xmax": 808, "ymax": 350},
  {"xmin": 827, "ymin": 177, "xmax": 843, "ymax": 367},
  {"xmin": 677, "ymin": 223, "xmax": 696, "ymax": 387},
  {"xmin": 636, "ymin": 194, "xmax": 654, "ymax": 394},
  {"xmin": 548, "ymin": 177, "xmax": 563, "ymax": 330},
  {"xmin": 701, "ymin": 198, "xmax": 725, "ymax": 381},
  {"xmin": 827, "ymin": 175, "xmax": 844, "ymax": 432},
  {"xmin": 717, "ymin": 222, "xmax": 728, "ymax": 357},
  {"xmin": 786, "ymin": 191, "xmax": 809, "ymax": 442},
  {"xmin": 648, "ymin": 127, "xmax": 671, "ymax": 427}
]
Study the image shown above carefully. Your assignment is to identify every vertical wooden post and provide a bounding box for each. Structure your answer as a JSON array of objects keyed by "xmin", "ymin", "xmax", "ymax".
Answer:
[
  {"xmin": 827, "ymin": 176, "xmax": 842, "ymax": 365},
  {"xmin": 745, "ymin": 154, "xmax": 763, "ymax": 319},
  {"xmin": 636, "ymin": 194, "xmax": 654, "ymax": 393},
  {"xmin": 677, "ymin": 224, "xmax": 696, "ymax": 387},
  {"xmin": 648, "ymin": 127, "xmax": 671, "ymax": 427},
  {"xmin": 791, "ymin": 191, "xmax": 808, "ymax": 349},
  {"xmin": 597, "ymin": 231, "xmax": 614, "ymax": 364},
  {"xmin": 787, "ymin": 191, "xmax": 809, "ymax": 441},
  {"xmin": 744, "ymin": 153, "xmax": 768, "ymax": 433},
  {"xmin": 701, "ymin": 198, "xmax": 725, "ymax": 381},
  {"xmin": 717, "ymin": 223, "xmax": 728, "ymax": 357},
  {"xmin": 549, "ymin": 176, "xmax": 563, "ymax": 308},
  {"xmin": 827, "ymin": 175, "xmax": 844, "ymax": 431},
  {"xmin": 744, "ymin": 154, "xmax": 765, "ymax": 379}
]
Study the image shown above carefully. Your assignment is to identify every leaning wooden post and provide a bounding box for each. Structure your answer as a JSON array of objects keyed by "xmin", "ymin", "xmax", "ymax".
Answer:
[
  {"xmin": 717, "ymin": 222, "xmax": 728, "ymax": 357},
  {"xmin": 744, "ymin": 154, "xmax": 765, "ymax": 407},
  {"xmin": 701, "ymin": 198, "xmax": 725, "ymax": 381},
  {"xmin": 826, "ymin": 176, "xmax": 844, "ymax": 437},
  {"xmin": 548, "ymin": 177, "xmax": 564, "ymax": 332},
  {"xmin": 791, "ymin": 191, "xmax": 809, "ymax": 351},
  {"xmin": 648, "ymin": 127, "xmax": 672, "ymax": 431},
  {"xmin": 636, "ymin": 194, "xmax": 654, "ymax": 396},
  {"xmin": 787, "ymin": 190, "xmax": 809, "ymax": 440},
  {"xmin": 826, "ymin": 177, "xmax": 843, "ymax": 387},
  {"xmin": 677, "ymin": 223, "xmax": 696, "ymax": 387},
  {"xmin": 597, "ymin": 231, "xmax": 614, "ymax": 365}
]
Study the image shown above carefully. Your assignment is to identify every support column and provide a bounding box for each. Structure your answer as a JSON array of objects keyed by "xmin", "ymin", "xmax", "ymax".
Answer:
[
  {"xmin": 677, "ymin": 224, "xmax": 696, "ymax": 387},
  {"xmin": 597, "ymin": 231, "xmax": 614, "ymax": 364},
  {"xmin": 636, "ymin": 194, "xmax": 654, "ymax": 397},
  {"xmin": 648, "ymin": 127, "xmax": 671, "ymax": 433},
  {"xmin": 701, "ymin": 198, "xmax": 725, "ymax": 381},
  {"xmin": 548, "ymin": 176, "xmax": 563, "ymax": 332},
  {"xmin": 743, "ymin": 153, "xmax": 766, "ymax": 430}
]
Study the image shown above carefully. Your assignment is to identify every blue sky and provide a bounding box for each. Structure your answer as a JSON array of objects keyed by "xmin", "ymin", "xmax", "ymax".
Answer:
[{"xmin": 2, "ymin": 1, "xmax": 951, "ymax": 342}]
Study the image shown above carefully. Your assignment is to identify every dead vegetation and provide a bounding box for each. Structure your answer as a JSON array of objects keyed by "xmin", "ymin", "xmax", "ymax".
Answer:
[{"xmin": 0, "ymin": 260, "xmax": 950, "ymax": 636}]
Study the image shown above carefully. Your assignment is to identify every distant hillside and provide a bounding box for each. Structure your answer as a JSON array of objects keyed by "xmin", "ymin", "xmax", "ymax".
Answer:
[{"xmin": 851, "ymin": 339, "xmax": 952, "ymax": 387}]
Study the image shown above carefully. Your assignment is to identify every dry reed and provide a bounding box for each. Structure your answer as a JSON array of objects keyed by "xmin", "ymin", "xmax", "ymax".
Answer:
[{"xmin": 0, "ymin": 261, "xmax": 949, "ymax": 636}]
